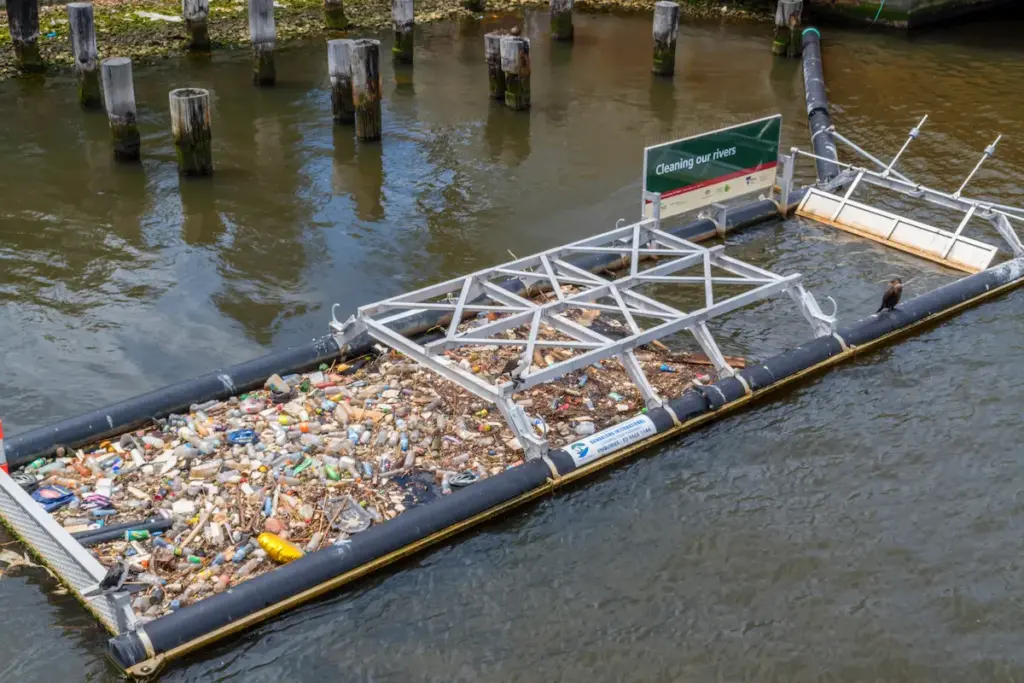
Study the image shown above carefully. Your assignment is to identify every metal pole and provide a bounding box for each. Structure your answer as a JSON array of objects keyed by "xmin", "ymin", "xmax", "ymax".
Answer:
[
  {"xmin": 830, "ymin": 128, "xmax": 912, "ymax": 184},
  {"xmin": 882, "ymin": 114, "xmax": 927, "ymax": 177},
  {"xmin": 954, "ymin": 135, "xmax": 1001, "ymax": 199}
]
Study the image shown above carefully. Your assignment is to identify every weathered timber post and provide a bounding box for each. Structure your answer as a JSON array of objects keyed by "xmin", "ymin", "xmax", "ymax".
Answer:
[
  {"xmin": 550, "ymin": 0, "xmax": 573, "ymax": 41},
  {"xmin": 652, "ymin": 0, "xmax": 679, "ymax": 77},
  {"xmin": 328, "ymin": 39, "xmax": 355, "ymax": 125},
  {"xmin": 500, "ymin": 35, "xmax": 530, "ymax": 111},
  {"xmin": 392, "ymin": 0, "xmax": 414, "ymax": 64},
  {"xmin": 169, "ymin": 88, "xmax": 213, "ymax": 175},
  {"xmin": 183, "ymin": 0, "xmax": 211, "ymax": 51},
  {"xmin": 484, "ymin": 32, "xmax": 505, "ymax": 100},
  {"xmin": 462, "ymin": 0, "xmax": 484, "ymax": 11},
  {"xmin": 68, "ymin": 3, "xmax": 101, "ymax": 108},
  {"xmin": 6, "ymin": 0, "xmax": 43, "ymax": 72},
  {"xmin": 350, "ymin": 39, "xmax": 382, "ymax": 141},
  {"xmin": 248, "ymin": 0, "xmax": 276, "ymax": 86},
  {"xmin": 772, "ymin": 0, "xmax": 802, "ymax": 58},
  {"xmin": 101, "ymin": 58, "xmax": 141, "ymax": 161},
  {"xmin": 324, "ymin": 0, "xmax": 348, "ymax": 30}
]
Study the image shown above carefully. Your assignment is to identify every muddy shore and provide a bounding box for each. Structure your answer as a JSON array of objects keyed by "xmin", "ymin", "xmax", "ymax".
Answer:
[{"xmin": 0, "ymin": 0, "xmax": 773, "ymax": 82}]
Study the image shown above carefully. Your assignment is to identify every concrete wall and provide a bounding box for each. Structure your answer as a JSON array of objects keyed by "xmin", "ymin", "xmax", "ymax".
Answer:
[{"xmin": 808, "ymin": 0, "xmax": 1010, "ymax": 27}]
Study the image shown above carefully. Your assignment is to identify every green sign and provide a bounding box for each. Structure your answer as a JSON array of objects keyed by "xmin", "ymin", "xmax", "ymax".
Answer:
[{"xmin": 643, "ymin": 115, "xmax": 782, "ymax": 219}]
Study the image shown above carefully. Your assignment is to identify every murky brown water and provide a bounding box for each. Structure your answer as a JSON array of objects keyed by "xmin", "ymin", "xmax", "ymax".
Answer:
[{"xmin": 2, "ymin": 9, "xmax": 1024, "ymax": 682}]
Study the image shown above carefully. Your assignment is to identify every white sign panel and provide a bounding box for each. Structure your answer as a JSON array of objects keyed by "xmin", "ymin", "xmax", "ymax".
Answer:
[{"xmin": 566, "ymin": 415, "xmax": 657, "ymax": 467}]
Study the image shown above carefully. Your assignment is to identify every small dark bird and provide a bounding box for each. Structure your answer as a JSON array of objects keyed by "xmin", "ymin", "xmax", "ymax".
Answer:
[
  {"xmin": 83, "ymin": 560, "xmax": 129, "ymax": 597},
  {"xmin": 876, "ymin": 277, "xmax": 903, "ymax": 314},
  {"xmin": 498, "ymin": 358, "xmax": 520, "ymax": 377}
]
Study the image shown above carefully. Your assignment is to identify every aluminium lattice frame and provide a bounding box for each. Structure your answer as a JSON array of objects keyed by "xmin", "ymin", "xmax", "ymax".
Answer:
[{"xmin": 331, "ymin": 216, "xmax": 837, "ymax": 461}]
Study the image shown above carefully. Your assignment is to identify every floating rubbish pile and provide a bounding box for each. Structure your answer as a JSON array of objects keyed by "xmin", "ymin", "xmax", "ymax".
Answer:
[{"xmin": 12, "ymin": 297, "xmax": 742, "ymax": 622}]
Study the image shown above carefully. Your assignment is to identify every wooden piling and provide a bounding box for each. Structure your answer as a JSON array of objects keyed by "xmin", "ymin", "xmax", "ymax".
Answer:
[
  {"xmin": 350, "ymin": 39, "xmax": 382, "ymax": 141},
  {"xmin": 484, "ymin": 33, "xmax": 505, "ymax": 101},
  {"xmin": 6, "ymin": 0, "xmax": 43, "ymax": 72},
  {"xmin": 101, "ymin": 58, "xmax": 141, "ymax": 161},
  {"xmin": 183, "ymin": 0, "xmax": 211, "ymax": 51},
  {"xmin": 461, "ymin": 0, "xmax": 484, "ymax": 11},
  {"xmin": 651, "ymin": 0, "xmax": 679, "ymax": 77},
  {"xmin": 248, "ymin": 0, "xmax": 276, "ymax": 86},
  {"xmin": 169, "ymin": 88, "xmax": 213, "ymax": 175},
  {"xmin": 324, "ymin": 0, "xmax": 348, "ymax": 30},
  {"xmin": 68, "ymin": 3, "xmax": 101, "ymax": 108},
  {"xmin": 772, "ymin": 0, "xmax": 803, "ymax": 58},
  {"xmin": 500, "ymin": 36, "xmax": 530, "ymax": 111},
  {"xmin": 328, "ymin": 39, "xmax": 355, "ymax": 125},
  {"xmin": 550, "ymin": 0, "xmax": 573, "ymax": 41},
  {"xmin": 392, "ymin": 0, "xmax": 414, "ymax": 64}
]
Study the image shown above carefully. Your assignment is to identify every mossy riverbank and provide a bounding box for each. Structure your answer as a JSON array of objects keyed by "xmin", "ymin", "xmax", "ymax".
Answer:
[{"xmin": 0, "ymin": 0, "xmax": 774, "ymax": 82}]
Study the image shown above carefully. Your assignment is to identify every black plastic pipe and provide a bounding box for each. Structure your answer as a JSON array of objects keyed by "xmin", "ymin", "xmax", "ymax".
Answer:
[
  {"xmin": 109, "ymin": 255, "xmax": 1024, "ymax": 669},
  {"xmin": 72, "ymin": 517, "xmax": 174, "ymax": 547},
  {"xmin": 7, "ymin": 196, "xmax": 796, "ymax": 470},
  {"xmin": 801, "ymin": 28, "xmax": 840, "ymax": 183},
  {"xmin": 5, "ymin": 338, "xmax": 343, "ymax": 469}
]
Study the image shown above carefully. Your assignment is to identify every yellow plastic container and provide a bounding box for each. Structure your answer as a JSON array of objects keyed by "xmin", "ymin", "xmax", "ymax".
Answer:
[{"xmin": 258, "ymin": 532, "xmax": 305, "ymax": 564}]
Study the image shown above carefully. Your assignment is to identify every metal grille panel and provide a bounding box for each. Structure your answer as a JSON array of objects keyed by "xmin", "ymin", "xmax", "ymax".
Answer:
[{"xmin": 0, "ymin": 471, "xmax": 134, "ymax": 634}]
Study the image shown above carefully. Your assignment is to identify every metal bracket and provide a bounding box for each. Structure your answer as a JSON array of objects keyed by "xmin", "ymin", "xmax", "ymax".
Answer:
[
  {"xmin": 642, "ymin": 190, "xmax": 662, "ymax": 221},
  {"xmin": 690, "ymin": 322, "xmax": 735, "ymax": 379},
  {"xmin": 777, "ymin": 153, "xmax": 795, "ymax": 212},
  {"xmin": 786, "ymin": 284, "xmax": 838, "ymax": 338},
  {"xmin": 493, "ymin": 398, "xmax": 549, "ymax": 461},
  {"xmin": 990, "ymin": 211, "xmax": 1024, "ymax": 257},
  {"xmin": 710, "ymin": 203, "xmax": 729, "ymax": 237}
]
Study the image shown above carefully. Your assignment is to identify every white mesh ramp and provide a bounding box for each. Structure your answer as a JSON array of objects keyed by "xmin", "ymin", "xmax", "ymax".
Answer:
[
  {"xmin": 0, "ymin": 470, "xmax": 136, "ymax": 634},
  {"xmin": 797, "ymin": 187, "xmax": 997, "ymax": 273}
]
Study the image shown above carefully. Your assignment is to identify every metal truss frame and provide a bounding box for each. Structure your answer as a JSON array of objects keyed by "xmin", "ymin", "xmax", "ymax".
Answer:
[
  {"xmin": 793, "ymin": 115, "xmax": 1024, "ymax": 259},
  {"xmin": 331, "ymin": 217, "xmax": 837, "ymax": 460}
]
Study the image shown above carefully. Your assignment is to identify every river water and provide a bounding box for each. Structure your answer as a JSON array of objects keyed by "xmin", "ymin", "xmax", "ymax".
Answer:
[{"xmin": 2, "ymin": 9, "xmax": 1024, "ymax": 682}]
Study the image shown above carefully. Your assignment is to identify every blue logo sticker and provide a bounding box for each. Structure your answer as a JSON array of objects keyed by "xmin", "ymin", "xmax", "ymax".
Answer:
[{"xmin": 570, "ymin": 442, "xmax": 589, "ymax": 459}]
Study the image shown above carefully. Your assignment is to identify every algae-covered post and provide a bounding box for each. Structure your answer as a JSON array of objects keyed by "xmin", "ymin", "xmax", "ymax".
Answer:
[
  {"xmin": 101, "ymin": 58, "xmax": 141, "ymax": 161},
  {"xmin": 392, "ymin": 0, "xmax": 414, "ymax": 64},
  {"xmin": 328, "ymin": 39, "xmax": 355, "ymax": 125},
  {"xmin": 324, "ymin": 0, "xmax": 348, "ymax": 30},
  {"xmin": 6, "ymin": 0, "xmax": 43, "ymax": 73},
  {"xmin": 183, "ymin": 0, "xmax": 211, "ymax": 51},
  {"xmin": 248, "ymin": 0, "xmax": 276, "ymax": 86},
  {"xmin": 169, "ymin": 88, "xmax": 214, "ymax": 175},
  {"xmin": 484, "ymin": 32, "xmax": 505, "ymax": 100},
  {"xmin": 500, "ymin": 35, "xmax": 530, "ymax": 111},
  {"xmin": 68, "ymin": 3, "xmax": 101, "ymax": 109},
  {"xmin": 652, "ymin": 0, "xmax": 679, "ymax": 77},
  {"xmin": 550, "ymin": 0, "xmax": 573, "ymax": 41},
  {"xmin": 350, "ymin": 39, "xmax": 382, "ymax": 141},
  {"xmin": 772, "ymin": 0, "xmax": 803, "ymax": 58}
]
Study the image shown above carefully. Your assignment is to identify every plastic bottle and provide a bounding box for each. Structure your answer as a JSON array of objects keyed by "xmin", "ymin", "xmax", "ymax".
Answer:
[
  {"xmin": 574, "ymin": 422, "xmax": 597, "ymax": 436},
  {"xmin": 234, "ymin": 557, "xmax": 263, "ymax": 578},
  {"xmin": 241, "ymin": 397, "xmax": 266, "ymax": 414},
  {"xmin": 142, "ymin": 435, "xmax": 165, "ymax": 449},
  {"xmin": 304, "ymin": 531, "xmax": 324, "ymax": 552},
  {"xmin": 338, "ymin": 456, "xmax": 360, "ymax": 479}
]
